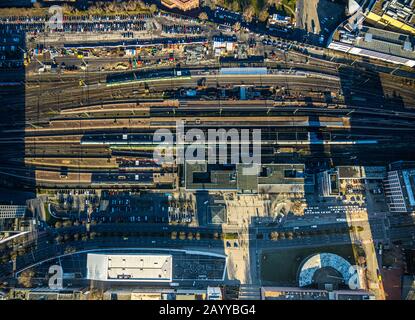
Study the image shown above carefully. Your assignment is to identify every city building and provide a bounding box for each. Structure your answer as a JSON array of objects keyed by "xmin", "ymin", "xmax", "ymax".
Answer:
[
  {"xmin": 185, "ymin": 161, "xmax": 238, "ymax": 191},
  {"xmin": 329, "ymin": 26, "xmax": 415, "ymax": 67},
  {"xmin": 251, "ymin": 164, "xmax": 314, "ymax": 194},
  {"xmin": 212, "ymin": 35, "xmax": 237, "ymax": 56},
  {"xmin": 86, "ymin": 253, "xmax": 173, "ymax": 283},
  {"xmin": 185, "ymin": 161, "xmax": 314, "ymax": 194},
  {"xmin": 0, "ymin": 205, "xmax": 26, "ymax": 219},
  {"xmin": 384, "ymin": 167, "xmax": 415, "ymax": 213},
  {"xmin": 207, "ymin": 286, "xmax": 223, "ymax": 300},
  {"xmin": 319, "ymin": 166, "xmax": 386, "ymax": 197},
  {"xmin": 261, "ymin": 287, "xmax": 374, "ymax": 300},
  {"xmin": 337, "ymin": 166, "xmax": 386, "ymax": 181},
  {"xmin": 366, "ymin": 0, "xmax": 415, "ymax": 36},
  {"xmin": 161, "ymin": 0, "xmax": 199, "ymax": 12},
  {"xmin": 268, "ymin": 14, "xmax": 291, "ymax": 26},
  {"xmin": 318, "ymin": 169, "xmax": 340, "ymax": 197}
]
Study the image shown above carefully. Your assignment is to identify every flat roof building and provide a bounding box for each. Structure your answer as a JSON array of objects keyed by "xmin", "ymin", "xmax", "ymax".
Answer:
[
  {"xmin": 268, "ymin": 14, "xmax": 291, "ymax": 25},
  {"xmin": 0, "ymin": 205, "xmax": 26, "ymax": 219},
  {"xmin": 185, "ymin": 161, "xmax": 238, "ymax": 191},
  {"xmin": 329, "ymin": 26, "xmax": 415, "ymax": 67},
  {"xmin": 185, "ymin": 161, "xmax": 314, "ymax": 194},
  {"xmin": 319, "ymin": 166, "xmax": 386, "ymax": 197},
  {"xmin": 384, "ymin": 167, "xmax": 415, "ymax": 213},
  {"xmin": 261, "ymin": 287, "xmax": 374, "ymax": 300},
  {"xmin": 207, "ymin": 287, "xmax": 223, "ymax": 300},
  {"xmin": 255, "ymin": 164, "xmax": 314, "ymax": 194},
  {"xmin": 367, "ymin": 0, "xmax": 415, "ymax": 35},
  {"xmin": 86, "ymin": 253, "xmax": 173, "ymax": 283},
  {"xmin": 337, "ymin": 166, "xmax": 386, "ymax": 180}
]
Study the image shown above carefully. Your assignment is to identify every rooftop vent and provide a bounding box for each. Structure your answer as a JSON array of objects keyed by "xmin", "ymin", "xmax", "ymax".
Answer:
[
  {"xmin": 403, "ymin": 41, "xmax": 413, "ymax": 51},
  {"xmin": 364, "ymin": 33, "xmax": 373, "ymax": 42}
]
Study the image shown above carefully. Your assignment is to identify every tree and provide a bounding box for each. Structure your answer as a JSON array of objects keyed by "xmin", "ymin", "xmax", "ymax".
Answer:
[
  {"xmin": 207, "ymin": 1, "xmax": 217, "ymax": 10},
  {"xmin": 149, "ymin": 4, "xmax": 158, "ymax": 14},
  {"xmin": 231, "ymin": 0, "xmax": 240, "ymax": 12},
  {"xmin": 266, "ymin": 0, "xmax": 281, "ymax": 6},
  {"xmin": 136, "ymin": 0, "xmax": 146, "ymax": 9},
  {"xmin": 1, "ymin": 255, "xmax": 9, "ymax": 264},
  {"xmin": 259, "ymin": 9, "xmax": 270, "ymax": 22},
  {"xmin": 17, "ymin": 247, "xmax": 26, "ymax": 256},
  {"xmin": 199, "ymin": 12, "xmax": 208, "ymax": 21},
  {"xmin": 358, "ymin": 256, "xmax": 366, "ymax": 265},
  {"xmin": 63, "ymin": 220, "xmax": 72, "ymax": 227},
  {"xmin": 105, "ymin": 2, "xmax": 114, "ymax": 13},
  {"xmin": 10, "ymin": 252, "xmax": 18, "ymax": 261},
  {"xmin": 62, "ymin": 4, "xmax": 73, "ymax": 14},
  {"xmin": 88, "ymin": 289, "xmax": 104, "ymax": 300},
  {"xmin": 64, "ymin": 246, "xmax": 75, "ymax": 254},
  {"xmin": 125, "ymin": 0, "xmax": 138, "ymax": 11},
  {"xmin": 243, "ymin": 5, "xmax": 255, "ymax": 23},
  {"xmin": 18, "ymin": 270, "xmax": 35, "ymax": 288},
  {"xmin": 270, "ymin": 231, "xmax": 279, "ymax": 240},
  {"xmin": 55, "ymin": 235, "xmax": 63, "ymax": 244}
]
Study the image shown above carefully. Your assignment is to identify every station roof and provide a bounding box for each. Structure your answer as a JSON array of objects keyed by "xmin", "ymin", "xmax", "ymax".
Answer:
[
  {"xmin": 185, "ymin": 161, "xmax": 237, "ymax": 191},
  {"xmin": 87, "ymin": 253, "xmax": 173, "ymax": 282}
]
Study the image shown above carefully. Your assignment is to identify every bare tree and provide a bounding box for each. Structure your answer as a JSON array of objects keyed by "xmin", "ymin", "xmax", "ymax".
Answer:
[
  {"xmin": 55, "ymin": 235, "xmax": 63, "ymax": 244},
  {"xmin": 149, "ymin": 4, "xmax": 158, "ymax": 14},
  {"xmin": 243, "ymin": 5, "xmax": 255, "ymax": 23},
  {"xmin": 266, "ymin": 0, "xmax": 281, "ymax": 6},
  {"xmin": 231, "ymin": 0, "xmax": 240, "ymax": 12},
  {"xmin": 18, "ymin": 270, "xmax": 35, "ymax": 288},
  {"xmin": 199, "ymin": 12, "xmax": 208, "ymax": 21},
  {"xmin": 63, "ymin": 220, "xmax": 72, "ymax": 227},
  {"xmin": 270, "ymin": 231, "xmax": 279, "ymax": 240},
  {"xmin": 259, "ymin": 9, "xmax": 270, "ymax": 22}
]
